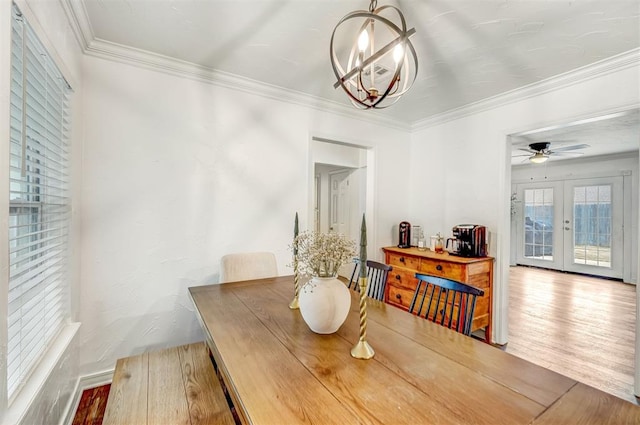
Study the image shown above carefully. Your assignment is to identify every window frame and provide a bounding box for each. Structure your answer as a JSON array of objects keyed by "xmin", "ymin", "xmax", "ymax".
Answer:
[{"xmin": 5, "ymin": 1, "xmax": 73, "ymax": 405}]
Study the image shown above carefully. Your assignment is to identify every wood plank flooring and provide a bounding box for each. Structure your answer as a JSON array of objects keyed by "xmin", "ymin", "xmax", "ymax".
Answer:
[{"xmin": 505, "ymin": 266, "xmax": 638, "ymax": 404}]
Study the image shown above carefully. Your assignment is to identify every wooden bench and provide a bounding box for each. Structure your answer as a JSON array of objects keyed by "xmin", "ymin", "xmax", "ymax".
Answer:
[{"xmin": 102, "ymin": 342, "xmax": 236, "ymax": 425}]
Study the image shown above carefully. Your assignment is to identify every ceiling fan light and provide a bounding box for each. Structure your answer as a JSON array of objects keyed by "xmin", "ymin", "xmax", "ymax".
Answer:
[{"xmin": 529, "ymin": 152, "xmax": 549, "ymax": 164}]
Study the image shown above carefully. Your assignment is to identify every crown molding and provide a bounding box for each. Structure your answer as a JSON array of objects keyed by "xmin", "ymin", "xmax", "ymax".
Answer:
[
  {"xmin": 63, "ymin": 0, "xmax": 637, "ymax": 134},
  {"xmin": 60, "ymin": 0, "xmax": 93, "ymax": 52},
  {"xmin": 63, "ymin": 0, "xmax": 409, "ymax": 131},
  {"xmin": 84, "ymin": 38, "xmax": 411, "ymax": 131},
  {"xmin": 412, "ymin": 48, "xmax": 640, "ymax": 132}
]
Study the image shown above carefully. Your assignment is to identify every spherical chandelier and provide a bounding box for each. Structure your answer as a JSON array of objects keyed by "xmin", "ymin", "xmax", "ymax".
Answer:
[{"xmin": 330, "ymin": 0, "xmax": 418, "ymax": 109}]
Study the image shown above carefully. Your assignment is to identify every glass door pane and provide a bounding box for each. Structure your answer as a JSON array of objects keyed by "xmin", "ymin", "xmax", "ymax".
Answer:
[
  {"xmin": 572, "ymin": 185, "xmax": 611, "ymax": 267},
  {"xmin": 515, "ymin": 181, "xmax": 564, "ymax": 271},
  {"xmin": 523, "ymin": 188, "xmax": 554, "ymax": 260}
]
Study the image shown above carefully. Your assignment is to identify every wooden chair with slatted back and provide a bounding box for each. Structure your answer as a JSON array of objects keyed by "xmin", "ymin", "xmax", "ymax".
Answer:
[
  {"xmin": 348, "ymin": 259, "xmax": 392, "ymax": 301},
  {"xmin": 409, "ymin": 273, "xmax": 485, "ymax": 336}
]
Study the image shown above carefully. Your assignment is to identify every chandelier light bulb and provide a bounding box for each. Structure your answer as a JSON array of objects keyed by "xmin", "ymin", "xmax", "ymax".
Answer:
[
  {"xmin": 358, "ymin": 30, "xmax": 369, "ymax": 52},
  {"xmin": 393, "ymin": 43, "xmax": 404, "ymax": 64}
]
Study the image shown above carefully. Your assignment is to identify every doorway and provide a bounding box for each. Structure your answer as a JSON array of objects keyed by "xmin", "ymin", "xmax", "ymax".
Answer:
[
  {"xmin": 514, "ymin": 176, "xmax": 624, "ymax": 279},
  {"xmin": 310, "ymin": 137, "xmax": 373, "ymax": 277},
  {"xmin": 506, "ymin": 108, "xmax": 639, "ymax": 398}
]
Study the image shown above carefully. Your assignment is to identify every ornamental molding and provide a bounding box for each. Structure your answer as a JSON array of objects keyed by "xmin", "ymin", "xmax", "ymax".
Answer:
[{"xmin": 62, "ymin": 0, "xmax": 639, "ymax": 133}]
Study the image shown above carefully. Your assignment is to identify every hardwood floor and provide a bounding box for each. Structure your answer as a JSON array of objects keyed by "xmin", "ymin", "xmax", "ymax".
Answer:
[{"xmin": 505, "ymin": 266, "xmax": 638, "ymax": 404}]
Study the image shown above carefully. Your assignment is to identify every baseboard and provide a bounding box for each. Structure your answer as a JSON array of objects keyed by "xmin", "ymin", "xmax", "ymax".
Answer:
[{"xmin": 59, "ymin": 369, "xmax": 114, "ymax": 425}]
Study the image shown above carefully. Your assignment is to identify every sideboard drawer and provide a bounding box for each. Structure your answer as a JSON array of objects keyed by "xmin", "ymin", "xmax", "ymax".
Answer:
[
  {"xmin": 419, "ymin": 258, "xmax": 465, "ymax": 281},
  {"xmin": 388, "ymin": 268, "xmax": 418, "ymax": 291},
  {"xmin": 387, "ymin": 285, "xmax": 415, "ymax": 311},
  {"xmin": 387, "ymin": 253, "xmax": 420, "ymax": 270}
]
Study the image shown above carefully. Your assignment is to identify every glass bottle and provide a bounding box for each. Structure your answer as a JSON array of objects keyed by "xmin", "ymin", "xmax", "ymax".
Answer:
[
  {"xmin": 417, "ymin": 227, "xmax": 427, "ymax": 251},
  {"xmin": 435, "ymin": 233, "xmax": 444, "ymax": 253}
]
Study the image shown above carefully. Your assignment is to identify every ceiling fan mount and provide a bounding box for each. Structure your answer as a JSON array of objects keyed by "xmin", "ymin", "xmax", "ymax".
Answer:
[{"xmin": 528, "ymin": 142, "xmax": 550, "ymax": 152}]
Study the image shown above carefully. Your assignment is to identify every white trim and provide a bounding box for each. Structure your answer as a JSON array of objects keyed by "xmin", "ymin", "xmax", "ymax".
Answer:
[
  {"xmin": 0, "ymin": 0, "xmax": 12, "ymax": 413},
  {"xmin": 60, "ymin": 369, "xmax": 113, "ymax": 425},
  {"xmin": 511, "ymin": 159, "xmax": 637, "ymax": 183},
  {"xmin": 62, "ymin": 0, "xmax": 408, "ymax": 131},
  {"xmin": 59, "ymin": 0, "xmax": 94, "ymax": 52},
  {"xmin": 85, "ymin": 37, "xmax": 409, "ymax": 131},
  {"xmin": 636, "ymin": 147, "xmax": 640, "ymax": 396},
  {"xmin": 2, "ymin": 323, "xmax": 80, "ymax": 425},
  {"xmin": 411, "ymin": 48, "xmax": 640, "ymax": 131},
  {"xmin": 62, "ymin": 0, "xmax": 638, "ymax": 133}
]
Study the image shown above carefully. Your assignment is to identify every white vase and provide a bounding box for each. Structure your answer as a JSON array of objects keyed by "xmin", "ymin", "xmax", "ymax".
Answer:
[{"xmin": 298, "ymin": 276, "xmax": 351, "ymax": 334}]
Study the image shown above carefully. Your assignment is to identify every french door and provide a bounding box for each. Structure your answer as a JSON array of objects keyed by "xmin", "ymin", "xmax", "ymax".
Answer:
[{"xmin": 515, "ymin": 176, "xmax": 623, "ymax": 279}]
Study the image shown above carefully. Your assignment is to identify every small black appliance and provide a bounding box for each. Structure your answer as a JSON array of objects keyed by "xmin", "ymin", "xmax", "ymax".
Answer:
[
  {"xmin": 450, "ymin": 224, "xmax": 487, "ymax": 257},
  {"xmin": 398, "ymin": 221, "xmax": 411, "ymax": 248}
]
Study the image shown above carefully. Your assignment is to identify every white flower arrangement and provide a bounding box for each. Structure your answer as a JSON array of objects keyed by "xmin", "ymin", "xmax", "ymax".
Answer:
[{"xmin": 291, "ymin": 230, "xmax": 356, "ymax": 278}]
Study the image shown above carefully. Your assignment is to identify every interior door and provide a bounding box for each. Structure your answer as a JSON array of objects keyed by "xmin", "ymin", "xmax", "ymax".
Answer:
[
  {"xmin": 562, "ymin": 177, "xmax": 623, "ymax": 278},
  {"xmin": 329, "ymin": 170, "xmax": 350, "ymax": 235},
  {"xmin": 329, "ymin": 170, "xmax": 353, "ymax": 277}
]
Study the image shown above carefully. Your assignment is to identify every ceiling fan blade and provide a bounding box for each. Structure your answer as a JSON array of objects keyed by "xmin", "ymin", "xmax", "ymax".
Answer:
[
  {"xmin": 549, "ymin": 143, "xmax": 590, "ymax": 152},
  {"xmin": 517, "ymin": 147, "xmax": 536, "ymax": 153},
  {"xmin": 512, "ymin": 153, "xmax": 531, "ymax": 157},
  {"xmin": 550, "ymin": 151, "xmax": 584, "ymax": 156}
]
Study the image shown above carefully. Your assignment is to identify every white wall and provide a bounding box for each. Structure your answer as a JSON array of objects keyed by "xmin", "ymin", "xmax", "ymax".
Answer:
[
  {"xmin": 410, "ymin": 63, "xmax": 640, "ymax": 345},
  {"xmin": 79, "ymin": 54, "xmax": 411, "ymax": 375},
  {"xmin": 0, "ymin": 0, "xmax": 83, "ymax": 423}
]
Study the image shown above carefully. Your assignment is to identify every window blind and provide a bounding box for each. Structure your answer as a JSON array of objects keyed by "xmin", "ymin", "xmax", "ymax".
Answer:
[{"xmin": 8, "ymin": 4, "xmax": 72, "ymax": 399}]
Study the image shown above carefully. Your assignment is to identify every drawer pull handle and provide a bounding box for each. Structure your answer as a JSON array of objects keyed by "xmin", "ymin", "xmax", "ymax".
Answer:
[
  {"xmin": 395, "ymin": 274, "xmax": 401, "ymax": 280},
  {"xmin": 399, "ymin": 257, "xmax": 405, "ymax": 263},
  {"xmin": 436, "ymin": 265, "xmax": 443, "ymax": 271},
  {"xmin": 395, "ymin": 294, "xmax": 402, "ymax": 299}
]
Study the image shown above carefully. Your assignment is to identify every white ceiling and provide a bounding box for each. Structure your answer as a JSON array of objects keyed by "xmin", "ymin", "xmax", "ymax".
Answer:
[
  {"xmin": 76, "ymin": 0, "xmax": 639, "ymax": 157},
  {"xmin": 511, "ymin": 109, "xmax": 640, "ymax": 165}
]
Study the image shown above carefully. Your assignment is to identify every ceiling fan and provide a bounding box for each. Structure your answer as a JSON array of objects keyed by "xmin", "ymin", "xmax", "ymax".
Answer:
[{"xmin": 513, "ymin": 142, "xmax": 590, "ymax": 164}]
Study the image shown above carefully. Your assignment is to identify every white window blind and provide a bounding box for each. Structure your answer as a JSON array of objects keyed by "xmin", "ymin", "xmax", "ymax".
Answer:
[{"xmin": 8, "ymin": 4, "xmax": 72, "ymax": 399}]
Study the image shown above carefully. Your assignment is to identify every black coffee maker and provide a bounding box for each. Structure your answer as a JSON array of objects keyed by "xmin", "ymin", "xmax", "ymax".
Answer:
[
  {"xmin": 451, "ymin": 224, "xmax": 487, "ymax": 257},
  {"xmin": 398, "ymin": 221, "xmax": 411, "ymax": 248}
]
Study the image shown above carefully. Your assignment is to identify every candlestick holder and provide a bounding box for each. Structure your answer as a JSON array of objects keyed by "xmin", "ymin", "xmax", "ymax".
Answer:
[
  {"xmin": 289, "ymin": 212, "xmax": 300, "ymax": 309},
  {"xmin": 289, "ymin": 257, "xmax": 300, "ymax": 309},
  {"xmin": 352, "ymin": 213, "xmax": 374, "ymax": 359},
  {"xmin": 351, "ymin": 275, "xmax": 374, "ymax": 359}
]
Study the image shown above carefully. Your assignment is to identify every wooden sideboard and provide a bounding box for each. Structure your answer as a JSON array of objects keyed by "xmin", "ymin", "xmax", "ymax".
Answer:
[{"xmin": 382, "ymin": 246, "xmax": 494, "ymax": 343}]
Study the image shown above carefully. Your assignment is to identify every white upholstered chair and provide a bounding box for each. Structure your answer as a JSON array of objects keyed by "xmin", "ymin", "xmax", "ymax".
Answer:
[{"xmin": 219, "ymin": 252, "xmax": 278, "ymax": 283}]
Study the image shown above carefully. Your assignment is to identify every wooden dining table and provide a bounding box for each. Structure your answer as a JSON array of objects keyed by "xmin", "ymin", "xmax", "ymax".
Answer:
[{"xmin": 188, "ymin": 275, "xmax": 639, "ymax": 424}]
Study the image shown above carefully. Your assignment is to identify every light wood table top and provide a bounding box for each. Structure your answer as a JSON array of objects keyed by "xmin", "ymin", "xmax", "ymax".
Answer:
[{"xmin": 189, "ymin": 276, "xmax": 640, "ymax": 424}]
